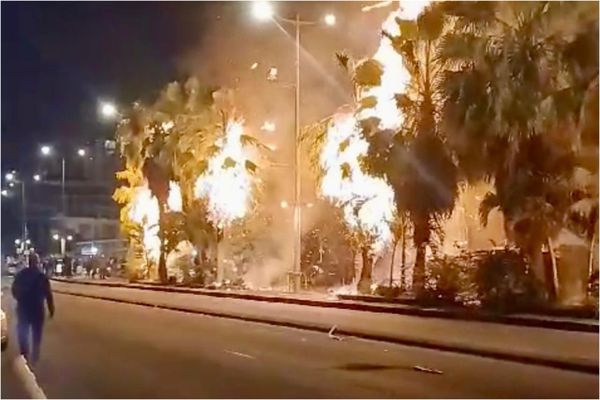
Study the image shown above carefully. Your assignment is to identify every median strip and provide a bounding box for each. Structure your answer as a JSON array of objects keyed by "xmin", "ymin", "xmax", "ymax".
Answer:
[{"xmin": 51, "ymin": 278, "xmax": 599, "ymax": 333}]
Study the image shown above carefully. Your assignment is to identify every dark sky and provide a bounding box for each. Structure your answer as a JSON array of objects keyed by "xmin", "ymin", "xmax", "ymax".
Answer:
[{"xmin": 1, "ymin": 1, "xmax": 217, "ymax": 172}]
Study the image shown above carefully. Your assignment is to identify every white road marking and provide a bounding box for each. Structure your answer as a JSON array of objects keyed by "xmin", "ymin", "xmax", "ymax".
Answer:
[
  {"xmin": 13, "ymin": 355, "xmax": 47, "ymax": 399},
  {"xmin": 225, "ymin": 350, "xmax": 255, "ymax": 359}
]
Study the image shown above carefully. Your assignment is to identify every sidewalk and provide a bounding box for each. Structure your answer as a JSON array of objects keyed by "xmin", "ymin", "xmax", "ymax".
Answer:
[
  {"xmin": 51, "ymin": 279, "xmax": 598, "ymax": 373},
  {"xmin": 51, "ymin": 277, "xmax": 599, "ymax": 333}
]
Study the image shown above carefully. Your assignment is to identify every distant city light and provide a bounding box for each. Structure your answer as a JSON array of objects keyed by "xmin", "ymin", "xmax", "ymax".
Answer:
[
  {"xmin": 5, "ymin": 172, "xmax": 14, "ymax": 181},
  {"xmin": 14, "ymin": 239, "xmax": 21, "ymax": 245},
  {"xmin": 66, "ymin": 235, "xmax": 73, "ymax": 241},
  {"xmin": 40, "ymin": 145, "xmax": 52, "ymax": 156},
  {"xmin": 52, "ymin": 233, "xmax": 60, "ymax": 241},
  {"xmin": 280, "ymin": 200, "xmax": 289, "ymax": 209},
  {"xmin": 33, "ymin": 174, "xmax": 41, "ymax": 182},
  {"xmin": 25, "ymin": 239, "xmax": 31, "ymax": 245},
  {"xmin": 77, "ymin": 148, "xmax": 86, "ymax": 157},
  {"xmin": 1, "ymin": 189, "xmax": 8, "ymax": 197}
]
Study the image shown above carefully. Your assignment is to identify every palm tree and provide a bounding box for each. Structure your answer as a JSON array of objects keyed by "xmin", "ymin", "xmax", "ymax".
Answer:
[
  {"xmin": 364, "ymin": 3, "xmax": 459, "ymax": 294},
  {"xmin": 436, "ymin": 1, "xmax": 598, "ymax": 297}
]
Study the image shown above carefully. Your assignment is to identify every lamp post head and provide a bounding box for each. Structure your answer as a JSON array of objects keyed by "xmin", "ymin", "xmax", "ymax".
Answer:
[
  {"xmin": 324, "ymin": 14, "xmax": 336, "ymax": 26},
  {"xmin": 252, "ymin": 1, "xmax": 273, "ymax": 20},
  {"xmin": 100, "ymin": 102, "xmax": 118, "ymax": 119}
]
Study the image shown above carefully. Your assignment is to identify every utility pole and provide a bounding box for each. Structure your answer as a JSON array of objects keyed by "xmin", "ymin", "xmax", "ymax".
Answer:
[{"xmin": 292, "ymin": 12, "xmax": 302, "ymax": 292}]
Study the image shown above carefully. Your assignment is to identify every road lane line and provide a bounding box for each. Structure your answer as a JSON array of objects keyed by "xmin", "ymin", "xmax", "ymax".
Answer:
[
  {"xmin": 225, "ymin": 350, "xmax": 255, "ymax": 359},
  {"xmin": 13, "ymin": 355, "xmax": 47, "ymax": 399}
]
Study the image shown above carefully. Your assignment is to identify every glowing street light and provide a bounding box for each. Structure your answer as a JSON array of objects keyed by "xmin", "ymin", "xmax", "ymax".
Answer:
[
  {"xmin": 14, "ymin": 239, "xmax": 21, "ymax": 245},
  {"xmin": 5, "ymin": 172, "xmax": 14, "ymax": 181},
  {"xmin": 8, "ymin": 182, "xmax": 15, "ymax": 188},
  {"xmin": 77, "ymin": 148, "xmax": 86, "ymax": 157},
  {"xmin": 324, "ymin": 14, "xmax": 336, "ymax": 26},
  {"xmin": 252, "ymin": 1, "xmax": 273, "ymax": 20},
  {"xmin": 66, "ymin": 235, "xmax": 73, "ymax": 241},
  {"xmin": 25, "ymin": 239, "xmax": 31, "ymax": 245},
  {"xmin": 100, "ymin": 102, "xmax": 118, "ymax": 118},
  {"xmin": 1, "ymin": 189, "xmax": 8, "ymax": 197},
  {"xmin": 33, "ymin": 174, "xmax": 41, "ymax": 182},
  {"xmin": 52, "ymin": 233, "xmax": 60, "ymax": 241},
  {"xmin": 40, "ymin": 145, "xmax": 52, "ymax": 156},
  {"xmin": 280, "ymin": 200, "xmax": 289, "ymax": 209}
]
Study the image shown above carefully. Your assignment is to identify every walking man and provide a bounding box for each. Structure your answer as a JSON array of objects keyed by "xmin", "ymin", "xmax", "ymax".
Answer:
[{"xmin": 11, "ymin": 253, "xmax": 55, "ymax": 364}]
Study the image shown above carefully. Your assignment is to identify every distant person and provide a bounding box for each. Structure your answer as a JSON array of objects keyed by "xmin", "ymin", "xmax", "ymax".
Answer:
[{"xmin": 11, "ymin": 253, "xmax": 55, "ymax": 364}]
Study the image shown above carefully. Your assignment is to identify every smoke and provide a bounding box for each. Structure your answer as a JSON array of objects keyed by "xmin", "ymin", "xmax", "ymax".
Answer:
[{"xmin": 174, "ymin": 1, "xmax": 395, "ymax": 285}]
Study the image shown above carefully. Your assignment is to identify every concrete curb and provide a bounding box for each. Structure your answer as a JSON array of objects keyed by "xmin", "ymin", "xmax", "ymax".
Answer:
[
  {"xmin": 54, "ymin": 288, "xmax": 598, "ymax": 375},
  {"xmin": 51, "ymin": 278, "xmax": 599, "ymax": 333}
]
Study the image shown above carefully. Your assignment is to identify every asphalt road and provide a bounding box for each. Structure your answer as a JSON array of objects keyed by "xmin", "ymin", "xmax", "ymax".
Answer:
[{"xmin": 1, "ymin": 285, "xmax": 598, "ymax": 398}]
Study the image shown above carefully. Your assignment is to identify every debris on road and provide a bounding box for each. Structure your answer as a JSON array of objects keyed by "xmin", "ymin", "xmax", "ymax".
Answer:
[
  {"xmin": 413, "ymin": 365, "xmax": 443, "ymax": 375},
  {"xmin": 328, "ymin": 325, "xmax": 344, "ymax": 341}
]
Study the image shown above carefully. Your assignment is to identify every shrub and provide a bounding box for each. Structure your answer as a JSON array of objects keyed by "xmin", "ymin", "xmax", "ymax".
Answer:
[
  {"xmin": 423, "ymin": 252, "xmax": 477, "ymax": 306},
  {"xmin": 373, "ymin": 285, "xmax": 402, "ymax": 298},
  {"xmin": 474, "ymin": 249, "xmax": 544, "ymax": 312}
]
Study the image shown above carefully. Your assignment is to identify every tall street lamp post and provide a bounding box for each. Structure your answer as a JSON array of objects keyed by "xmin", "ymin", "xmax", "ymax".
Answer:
[
  {"xmin": 40, "ymin": 145, "xmax": 88, "ymax": 215},
  {"xmin": 5, "ymin": 171, "xmax": 28, "ymax": 244},
  {"xmin": 252, "ymin": 1, "xmax": 335, "ymax": 292}
]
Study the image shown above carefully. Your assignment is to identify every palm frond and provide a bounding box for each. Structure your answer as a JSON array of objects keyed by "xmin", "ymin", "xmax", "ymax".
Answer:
[{"xmin": 479, "ymin": 191, "xmax": 500, "ymax": 227}]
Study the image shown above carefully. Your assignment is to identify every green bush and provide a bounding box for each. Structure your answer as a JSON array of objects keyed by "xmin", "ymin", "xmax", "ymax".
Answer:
[
  {"xmin": 421, "ymin": 249, "xmax": 545, "ymax": 311},
  {"xmin": 474, "ymin": 249, "xmax": 544, "ymax": 312},
  {"xmin": 423, "ymin": 252, "xmax": 477, "ymax": 306}
]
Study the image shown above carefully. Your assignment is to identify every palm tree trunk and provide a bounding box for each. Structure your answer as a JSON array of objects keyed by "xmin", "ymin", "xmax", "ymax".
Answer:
[
  {"xmin": 588, "ymin": 222, "xmax": 598, "ymax": 282},
  {"xmin": 547, "ymin": 237, "xmax": 559, "ymax": 301},
  {"xmin": 389, "ymin": 239, "xmax": 398, "ymax": 287},
  {"xmin": 400, "ymin": 226, "xmax": 407, "ymax": 290},
  {"xmin": 528, "ymin": 240, "xmax": 548, "ymax": 298},
  {"xmin": 413, "ymin": 218, "xmax": 428, "ymax": 295},
  {"xmin": 157, "ymin": 206, "xmax": 168, "ymax": 284},
  {"xmin": 357, "ymin": 246, "xmax": 373, "ymax": 294},
  {"xmin": 216, "ymin": 228, "xmax": 224, "ymax": 283}
]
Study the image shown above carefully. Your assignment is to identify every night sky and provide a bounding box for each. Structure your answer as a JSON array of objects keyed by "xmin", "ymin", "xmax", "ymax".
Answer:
[
  {"xmin": 1, "ymin": 1, "xmax": 388, "ymax": 252},
  {"xmin": 2, "ymin": 1, "xmax": 214, "ymax": 170}
]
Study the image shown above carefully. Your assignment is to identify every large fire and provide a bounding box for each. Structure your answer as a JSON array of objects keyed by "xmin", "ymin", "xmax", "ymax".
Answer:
[
  {"xmin": 129, "ymin": 180, "xmax": 183, "ymax": 264},
  {"xmin": 129, "ymin": 183, "xmax": 161, "ymax": 263},
  {"xmin": 320, "ymin": 1, "xmax": 431, "ymax": 254},
  {"xmin": 194, "ymin": 119, "xmax": 253, "ymax": 227},
  {"xmin": 321, "ymin": 113, "xmax": 395, "ymax": 254}
]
